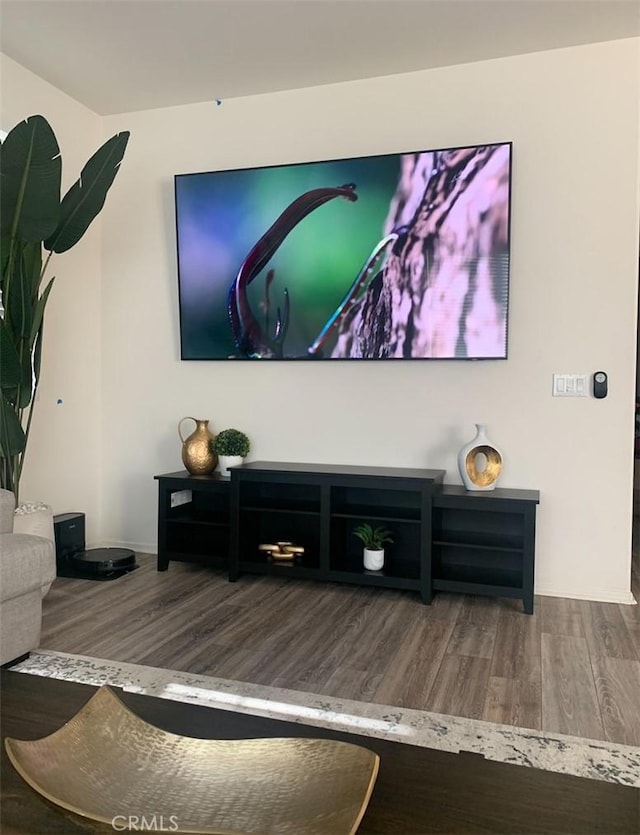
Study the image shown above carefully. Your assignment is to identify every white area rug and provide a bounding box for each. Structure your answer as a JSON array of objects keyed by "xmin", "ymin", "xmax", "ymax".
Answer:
[{"xmin": 11, "ymin": 649, "xmax": 640, "ymax": 787}]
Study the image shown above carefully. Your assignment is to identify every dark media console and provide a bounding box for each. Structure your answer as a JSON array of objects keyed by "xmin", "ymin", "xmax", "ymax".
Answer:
[{"xmin": 155, "ymin": 462, "xmax": 539, "ymax": 613}]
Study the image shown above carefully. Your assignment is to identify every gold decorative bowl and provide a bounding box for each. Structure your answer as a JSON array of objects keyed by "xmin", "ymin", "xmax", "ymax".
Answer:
[{"xmin": 5, "ymin": 686, "xmax": 379, "ymax": 834}]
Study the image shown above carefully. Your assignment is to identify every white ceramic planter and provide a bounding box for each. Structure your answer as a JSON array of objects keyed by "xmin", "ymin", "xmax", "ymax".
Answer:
[
  {"xmin": 218, "ymin": 455, "xmax": 244, "ymax": 477},
  {"xmin": 363, "ymin": 548, "xmax": 384, "ymax": 571}
]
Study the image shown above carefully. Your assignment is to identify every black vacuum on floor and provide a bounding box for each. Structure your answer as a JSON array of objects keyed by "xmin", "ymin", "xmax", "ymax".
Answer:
[{"xmin": 53, "ymin": 512, "xmax": 137, "ymax": 581}]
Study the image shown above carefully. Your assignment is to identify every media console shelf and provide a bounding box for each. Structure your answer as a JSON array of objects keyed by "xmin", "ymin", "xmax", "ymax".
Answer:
[
  {"xmin": 432, "ymin": 485, "xmax": 540, "ymax": 614},
  {"xmin": 229, "ymin": 461, "xmax": 445, "ymax": 603},
  {"xmin": 155, "ymin": 471, "xmax": 231, "ymax": 571},
  {"xmin": 155, "ymin": 464, "xmax": 540, "ymax": 613}
]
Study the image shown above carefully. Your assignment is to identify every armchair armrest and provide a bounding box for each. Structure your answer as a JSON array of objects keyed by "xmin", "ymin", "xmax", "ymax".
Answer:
[{"xmin": 0, "ymin": 533, "xmax": 56, "ymax": 602}]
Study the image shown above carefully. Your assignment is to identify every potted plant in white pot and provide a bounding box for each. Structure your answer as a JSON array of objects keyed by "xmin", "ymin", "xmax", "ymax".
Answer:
[
  {"xmin": 0, "ymin": 114, "xmax": 129, "ymax": 505},
  {"xmin": 213, "ymin": 429, "xmax": 250, "ymax": 477},
  {"xmin": 353, "ymin": 523, "xmax": 393, "ymax": 571}
]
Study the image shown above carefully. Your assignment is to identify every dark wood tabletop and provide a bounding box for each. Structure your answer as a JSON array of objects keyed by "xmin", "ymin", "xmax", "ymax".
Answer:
[{"xmin": 1, "ymin": 670, "xmax": 638, "ymax": 834}]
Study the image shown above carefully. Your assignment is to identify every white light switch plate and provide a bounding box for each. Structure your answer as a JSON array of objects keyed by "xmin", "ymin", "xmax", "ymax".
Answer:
[
  {"xmin": 170, "ymin": 489, "xmax": 192, "ymax": 508},
  {"xmin": 553, "ymin": 374, "xmax": 588, "ymax": 397}
]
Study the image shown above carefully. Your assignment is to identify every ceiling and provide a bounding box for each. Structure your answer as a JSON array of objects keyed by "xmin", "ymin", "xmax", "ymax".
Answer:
[{"xmin": 1, "ymin": 0, "xmax": 638, "ymax": 116}]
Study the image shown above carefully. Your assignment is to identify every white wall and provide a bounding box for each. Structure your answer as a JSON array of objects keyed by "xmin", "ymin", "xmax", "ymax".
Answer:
[
  {"xmin": 0, "ymin": 55, "xmax": 105, "ymax": 544},
  {"xmin": 4, "ymin": 39, "xmax": 639, "ymax": 602}
]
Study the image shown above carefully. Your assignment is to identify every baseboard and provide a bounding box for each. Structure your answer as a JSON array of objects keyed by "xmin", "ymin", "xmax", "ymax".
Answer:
[{"xmin": 536, "ymin": 587, "xmax": 637, "ymax": 605}]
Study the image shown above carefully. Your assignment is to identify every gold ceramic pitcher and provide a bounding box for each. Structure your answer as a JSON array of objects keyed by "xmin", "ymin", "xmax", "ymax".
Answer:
[{"xmin": 178, "ymin": 417, "xmax": 218, "ymax": 475}]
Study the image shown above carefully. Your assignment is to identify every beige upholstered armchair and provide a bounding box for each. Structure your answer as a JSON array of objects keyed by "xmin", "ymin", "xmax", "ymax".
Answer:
[{"xmin": 0, "ymin": 489, "xmax": 56, "ymax": 665}]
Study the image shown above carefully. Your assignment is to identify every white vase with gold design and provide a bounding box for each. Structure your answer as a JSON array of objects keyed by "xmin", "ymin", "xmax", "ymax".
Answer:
[{"xmin": 457, "ymin": 423, "xmax": 503, "ymax": 491}]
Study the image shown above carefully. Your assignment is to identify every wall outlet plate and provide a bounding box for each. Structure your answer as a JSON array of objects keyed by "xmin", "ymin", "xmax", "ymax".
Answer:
[
  {"xmin": 552, "ymin": 373, "xmax": 588, "ymax": 397},
  {"xmin": 170, "ymin": 490, "xmax": 192, "ymax": 508}
]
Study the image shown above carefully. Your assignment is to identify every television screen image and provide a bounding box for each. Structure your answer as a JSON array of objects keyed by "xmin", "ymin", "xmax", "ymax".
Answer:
[{"xmin": 175, "ymin": 141, "xmax": 512, "ymax": 360}]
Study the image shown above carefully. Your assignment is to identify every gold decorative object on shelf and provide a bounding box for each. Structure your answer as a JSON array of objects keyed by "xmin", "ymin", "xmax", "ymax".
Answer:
[
  {"xmin": 464, "ymin": 445, "xmax": 502, "ymax": 488},
  {"xmin": 178, "ymin": 416, "xmax": 217, "ymax": 475},
  {"xmin": 258, "ymin": 540, "xmax": 305, "ymax": 561},
  {"xmin": 5, "ymin": 686, "xmax": 379, "ymax": 835},
  {"xmin": 457, "ymin": 422, "xmax": 503, "ymax": 491}
]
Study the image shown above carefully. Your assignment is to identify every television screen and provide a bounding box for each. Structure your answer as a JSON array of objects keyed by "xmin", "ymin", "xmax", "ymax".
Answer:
[{"xmin": 175, "ymin": 141, "xmax": 511, "ymax": 360}]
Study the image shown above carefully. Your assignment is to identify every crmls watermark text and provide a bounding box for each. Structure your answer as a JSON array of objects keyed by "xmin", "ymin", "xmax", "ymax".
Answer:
[{"xmin": 111, "ymin": 815, "xmax": 179, "ymax": 832}]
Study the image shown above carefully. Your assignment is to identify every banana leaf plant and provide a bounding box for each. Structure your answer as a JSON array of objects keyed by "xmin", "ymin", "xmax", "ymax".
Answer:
[{"xmin": 0, "ymin": 115, "xmax": 129, "ymax": 501}]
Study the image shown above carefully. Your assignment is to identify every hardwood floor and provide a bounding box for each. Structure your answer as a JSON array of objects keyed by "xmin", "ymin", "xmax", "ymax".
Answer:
[{"xmin": 38, "ymin": 548, "xmax": 640, "ymax": 747}]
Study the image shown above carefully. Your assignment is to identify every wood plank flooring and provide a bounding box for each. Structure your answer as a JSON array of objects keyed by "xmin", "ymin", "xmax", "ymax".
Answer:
[{"xmin": 36, "ymin": 543, "xmax": 640, "ymax": 747}]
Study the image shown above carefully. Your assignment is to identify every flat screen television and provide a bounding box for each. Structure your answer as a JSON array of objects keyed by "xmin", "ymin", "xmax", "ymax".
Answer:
[{"xmin": 175, "ymin": 141, "xmax": 511, "ymax": 360}]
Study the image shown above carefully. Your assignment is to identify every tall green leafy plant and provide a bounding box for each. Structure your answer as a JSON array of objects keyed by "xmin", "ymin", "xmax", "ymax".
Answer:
[{"xmin": 0, "ymin": 115, "xmax": 129, "ymax": 500}]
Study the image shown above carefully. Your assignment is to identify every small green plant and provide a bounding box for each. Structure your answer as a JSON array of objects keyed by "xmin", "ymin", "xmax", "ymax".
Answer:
[
  {"xmin": 213, "ymin": 428, "xmax": 250, "ymax": 457},
  {"xmin": 353, "ymin": 523, "xmax": 393, "ymax": 551}
]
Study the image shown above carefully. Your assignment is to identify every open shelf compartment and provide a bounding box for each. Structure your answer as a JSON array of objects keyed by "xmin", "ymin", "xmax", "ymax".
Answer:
[
  {"xmin": 432, "ymin": 543, "xmax": 523, "ymax": 589},
  {"xmin": 329, "ymin": 516, "xmax": 421, "ymax": 580},
  {"xmin": 239, "ymin": 481, "xmax": 321, "ymax": 515},
  {"xmin": 432, "ymin": 506, "xmax": 524, "ymax": 552},
  {"xmin": 165, "ymin": 524, "xmax": 230, "ymax": 565},
  {"xmin": 331, "ymin": 485, "xmax": 422, "ymax": 522},
  {"xmin": 237, "ymin": 508, "xmax": 321, "ymax": 571}
]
